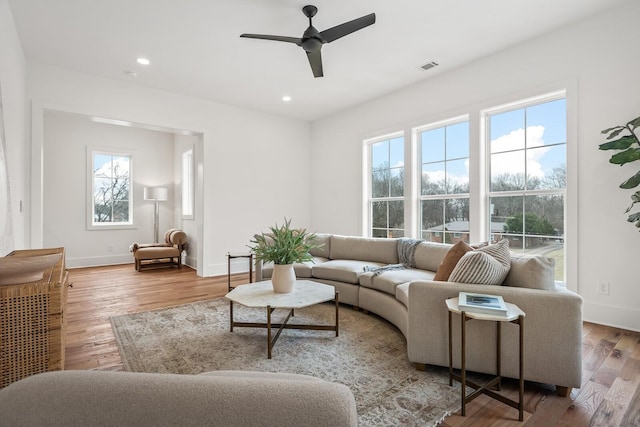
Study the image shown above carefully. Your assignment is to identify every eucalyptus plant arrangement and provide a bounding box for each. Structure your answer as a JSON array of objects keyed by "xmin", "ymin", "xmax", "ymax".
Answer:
[
  {"xmin": 249, "ymin": 218, "xmax": 320, "ymax": 265},
  {"xmin": 599, "ymin": 114, "xmax": 640, "ymax": 230}
]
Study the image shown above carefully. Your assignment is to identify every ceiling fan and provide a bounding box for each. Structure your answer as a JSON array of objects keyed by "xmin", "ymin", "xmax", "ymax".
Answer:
[{"xmin": 240, "ymin": 5, "xmax": 376, "ymax": 78}]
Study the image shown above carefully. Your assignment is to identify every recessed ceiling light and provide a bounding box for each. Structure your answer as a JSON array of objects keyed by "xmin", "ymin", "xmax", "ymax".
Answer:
[
  {"xmin": 137, "ymin": 57, "xmax": 150, "ymax": 65},
  {"xmin": 282, "ymin": 95, "xmax": 292, "ymax": 102},
  {"xmin": 124, "ymin": 70, "xmax": 139, "ymax": 77}
]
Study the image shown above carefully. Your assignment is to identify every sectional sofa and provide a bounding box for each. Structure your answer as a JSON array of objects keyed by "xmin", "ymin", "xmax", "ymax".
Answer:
[{"xmin": 256, "ymin": 234, "xmax": 583, "ymax": 396}]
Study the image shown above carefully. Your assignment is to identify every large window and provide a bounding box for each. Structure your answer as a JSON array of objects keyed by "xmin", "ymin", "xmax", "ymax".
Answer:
[
  {"xmin": 89, "ymin": 150, "xmax": 132, "ymax": 228},
  {"xmin": 419, "ymin": 119, "xmax": 470, "ymax": 244},
  {"xmin": 487, "ymin": 96, "xmax": 566, "ymax": 279},
  {"xmin": 363, "ymin": 91, "xmax": 568, "ymax": 281},
  {"xmin": 368, "ymin": 135, "xmax": 404, "ymax": 238}
]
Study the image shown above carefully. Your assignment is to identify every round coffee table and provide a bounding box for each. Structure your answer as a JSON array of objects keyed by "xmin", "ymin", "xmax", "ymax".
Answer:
[{"xmin": 225, "ymin": 280, "xmax": 339, "ymax": 358}]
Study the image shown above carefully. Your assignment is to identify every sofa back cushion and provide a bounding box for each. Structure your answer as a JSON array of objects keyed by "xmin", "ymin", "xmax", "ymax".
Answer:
[
  {"xmin": 309, "ymin": 233, "xmax": 331, "ymax": 258},
  {"xmin": 503, "ymin": 254, "xmax": 556, "ymax": 290},
  {"xmin": 329, "ymin": 235, "xmax": 398, "ymax": 264},
  {"xmin": 414, "ymin": 242, "xmax": 452, "ymax": 272},
  {"xmin": 448, "ymin": 239, "xmax": 511, "ymax": 285},
  {"xmin": 433, "ymin": 241, "xmax": 471, "ymax": 280}
]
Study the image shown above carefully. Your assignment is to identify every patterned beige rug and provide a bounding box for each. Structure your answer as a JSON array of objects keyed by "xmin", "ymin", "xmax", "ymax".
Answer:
[{"xmin": 111, "ymin": 297, "xmax": 461, "ymax": 426}]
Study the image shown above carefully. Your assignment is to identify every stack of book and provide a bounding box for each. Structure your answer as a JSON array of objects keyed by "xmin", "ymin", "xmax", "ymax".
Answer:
[{"xmin": 458, "ymin": 292, "xmax": 508, "ymax": 316}]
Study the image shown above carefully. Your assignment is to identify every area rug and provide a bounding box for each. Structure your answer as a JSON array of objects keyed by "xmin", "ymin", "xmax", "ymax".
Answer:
[{"xmin": 110, "ymin": 297, "xmax": 461, "ymax": 426}]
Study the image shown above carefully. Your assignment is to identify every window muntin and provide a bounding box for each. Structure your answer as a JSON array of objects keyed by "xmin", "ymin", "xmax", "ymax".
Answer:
[
  {"xmin": 488, "ymin": 97, "xmax": 566, "ymax": 280},
  {"xmin": 91, "ymin": 151, "xmax": 132, "ymax": 226},
  {"xmin": 419, "ymin": 120, "xmax": 470, "ymax": 243},
  {"xmin": 369, "ymin": 136, "xmax": 404, "ymax": 238}
]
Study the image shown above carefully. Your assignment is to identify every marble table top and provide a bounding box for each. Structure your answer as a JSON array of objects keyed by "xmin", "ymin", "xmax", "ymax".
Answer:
[{"xmin": 225, "ymin": 280, "xmax": 335, "ymax": 309}]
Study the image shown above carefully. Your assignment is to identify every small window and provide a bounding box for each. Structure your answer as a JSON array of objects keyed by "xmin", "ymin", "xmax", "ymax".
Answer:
[
  {"xmin": 367, "ymin": 134, "xmax": 405, "ymax": 238},
  {"xmin": 182, "ymin": 149, "xmax": 194, "ymax": 219},
  {"xmin": 87, "ymin": 148, "xmax": 133, "ymax": 229}
]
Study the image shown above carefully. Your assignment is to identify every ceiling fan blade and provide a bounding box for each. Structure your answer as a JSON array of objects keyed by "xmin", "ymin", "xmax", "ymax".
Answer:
[
  {"xmin": 306, "ymin": 49, "xmax": 323, "ymax": 78},
  {"xmin": 240, "ymin": 34, "xmax": 302, "ymax": 46},
  {"xmin": 319, "ymin": 13, "xmax": 375, "ymax": 43}
]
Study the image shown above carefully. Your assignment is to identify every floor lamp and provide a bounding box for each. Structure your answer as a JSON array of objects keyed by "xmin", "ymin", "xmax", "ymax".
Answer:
[{"xmin": 144, "ymin": 187, "xmax": 168, "ymax": 243}]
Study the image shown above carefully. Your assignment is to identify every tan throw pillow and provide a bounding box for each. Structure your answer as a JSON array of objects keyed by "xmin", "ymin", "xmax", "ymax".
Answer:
[
  {"xmin": 433, "ymin": 241, "xmax": 472, "ymax": 281},
  {"xmin": 448, "ymin": 239, "xmax": 511, "ymax": 285}
]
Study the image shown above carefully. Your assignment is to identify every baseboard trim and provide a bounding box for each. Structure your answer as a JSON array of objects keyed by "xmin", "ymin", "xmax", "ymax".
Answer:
[{"xmin": 583, "ymin": 301, "xmax": 640, "ymax": 332}]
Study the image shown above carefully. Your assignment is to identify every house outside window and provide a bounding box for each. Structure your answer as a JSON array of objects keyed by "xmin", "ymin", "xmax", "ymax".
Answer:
[
  {"xmin": 367, "ymin": 134, "xmax": 404, "ymax": 238},
  {"xmin": 418, "ymin": 119, "xmax": 470, "ymax": 244},
  {"xmin": 87, "ymin": 149, "xmax": 133, "ymax": 229}
]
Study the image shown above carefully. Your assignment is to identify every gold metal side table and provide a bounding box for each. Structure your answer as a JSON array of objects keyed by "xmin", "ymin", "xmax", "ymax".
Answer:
[
  {"xmin": 227, "ymin": 252, "xmax": 253, "ymax": 291},
  {"xmin": 446, "ymin": 297, "xmax": 525, "ymax": 421}
]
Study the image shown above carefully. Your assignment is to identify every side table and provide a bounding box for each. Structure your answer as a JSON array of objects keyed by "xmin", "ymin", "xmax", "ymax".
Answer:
[
  {"xmin": 446, "ymin": 297, "xmax": 525, "ymax": 421},
  {"xmin": 227, "ymin": 252, "xmax": 253, "ymax": 291}
]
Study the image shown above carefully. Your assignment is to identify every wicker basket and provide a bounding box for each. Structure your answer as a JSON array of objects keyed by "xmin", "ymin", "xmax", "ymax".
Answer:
[{"xmin": 0, "ymin": 248, "xmax": 67, "ymax": 388}]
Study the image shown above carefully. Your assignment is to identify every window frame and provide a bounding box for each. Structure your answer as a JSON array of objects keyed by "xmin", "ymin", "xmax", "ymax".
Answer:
[
  {"xmin": 181, "ymin": 148, "xmax": 195, "ymax": 219},
  {"xmin": 483, "ymin": 91, "xmax": 567, "ymax": 281},
  {"xmin": 86, "ymin": 147, "xmax": 135, "ymax": 230},
  {"xmin": 364, "ymin": 132, "xmax": 405, "ymax": 238},
  {"xmin": 361, "ymin": 86, "xmax": 575, "ymax": 289},
  {"xmin": 416, "ymin": 116, "xmax": 470, "ymax": 244}
]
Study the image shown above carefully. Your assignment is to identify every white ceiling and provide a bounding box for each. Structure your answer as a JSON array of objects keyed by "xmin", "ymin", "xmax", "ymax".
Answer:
[{"xmin": 8, "ymin": 0, "xmax": 627, "ymax": 122}]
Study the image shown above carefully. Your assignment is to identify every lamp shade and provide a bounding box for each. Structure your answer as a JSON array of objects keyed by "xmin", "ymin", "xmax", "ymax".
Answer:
[{"xmin": 143, "ymin": 186, "xmax": 168, "ymax": 201}]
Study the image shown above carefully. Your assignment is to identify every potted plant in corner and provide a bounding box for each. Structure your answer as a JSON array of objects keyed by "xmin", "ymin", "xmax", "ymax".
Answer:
[
  {"xmin": 599, "ymin": 114, "xmax": 640, "ymax": 230},
  {"xmin": 249, "ymin": 218, "xmax": 319, "ymax": 293}
]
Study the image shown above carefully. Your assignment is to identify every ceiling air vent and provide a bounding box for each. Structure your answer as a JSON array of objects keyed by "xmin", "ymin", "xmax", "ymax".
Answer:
[{"xmin": 420, "ymin": 61, "xmax": 439, "ymax": 71}]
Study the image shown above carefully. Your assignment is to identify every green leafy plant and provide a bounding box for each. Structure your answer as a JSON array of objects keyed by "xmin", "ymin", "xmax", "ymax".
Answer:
[
  {"xmin": 599, "ymin": 115, "xmax": 640, "ymax": 230},
  {"xmin": 249, "ymin": 218, "xmax": 320, "ymax": 265}
]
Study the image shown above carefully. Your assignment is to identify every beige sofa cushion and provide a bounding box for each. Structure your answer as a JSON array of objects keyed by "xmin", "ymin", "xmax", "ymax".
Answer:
[
  {"xmin": 449, "ymin": 239, "xmax": 511, "ymax": 285},
  {"xmin": 503, "ymin": 254, "xmax": 556, "ymax": 290},
  {"xmin": 309, "ymin": 233, "xmax": 331, "ymax": 258},
  {"xmin": 360, "ymin": 268, "xmax": 435, "ymax": 296},
  {"xmin": 330, "ymin": 235, "xmax": 398, "ymax": 264},
  {"xmin": 312, "ymin": 259, "xmax": 383, "ymax": 284},
  {"xmin": 395, "ymin": 282, "xmax": 410, "ymax": 307},
  {"xmin": 414, "ymin": 241, "xmax": 452, "ymax": 272},
  {"xmin": 261, "ymin": 257, "xmax": 328, "ymax": 279}
]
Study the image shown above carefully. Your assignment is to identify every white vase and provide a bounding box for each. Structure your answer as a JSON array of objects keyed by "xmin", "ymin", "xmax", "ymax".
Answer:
[{"xmin": 271, "ymin": 264, "xmax": 296, "ymax": 293}]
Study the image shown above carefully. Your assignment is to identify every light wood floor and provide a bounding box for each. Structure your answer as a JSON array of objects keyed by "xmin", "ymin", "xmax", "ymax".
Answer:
[{"xmin": 65, "ymin": 264, "xmax": 640, "ymax": 426}]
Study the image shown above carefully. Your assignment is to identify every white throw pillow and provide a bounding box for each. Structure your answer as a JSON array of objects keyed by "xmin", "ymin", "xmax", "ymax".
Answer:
[{"xmin": 448, "ymin": 239, "xmax": 511, "ymax": 285}]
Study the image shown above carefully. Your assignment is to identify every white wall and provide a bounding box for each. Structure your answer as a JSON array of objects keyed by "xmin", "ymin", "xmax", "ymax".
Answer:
[
  {"xmin": 28, "ymin": 64, "xmax": 311, "ymax": 276},
  {"xmin": 173, "ymin": 133, "xmax": 200, "ymax": 268},
  {"xmin": 311, "ymin": 1, "xmax": 640, "ymax": 331},
  {"xmin": 0, "ymin": 0, "xmax": 27, "ymax": 253},
  {"xmin": 42, "ymin": 110, "xmax": 176, "ymax": 267}
]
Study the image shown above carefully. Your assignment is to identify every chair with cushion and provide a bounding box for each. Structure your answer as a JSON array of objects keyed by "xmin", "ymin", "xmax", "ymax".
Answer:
[{"xmin": 131, "ymin": 229, "xmax": 187, "ymax": 271}]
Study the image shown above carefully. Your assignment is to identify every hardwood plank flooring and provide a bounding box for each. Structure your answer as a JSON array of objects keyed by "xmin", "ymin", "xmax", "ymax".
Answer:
[{"xmin": 65, "ymin": 264, "xmax": 640, "ymax": 426}]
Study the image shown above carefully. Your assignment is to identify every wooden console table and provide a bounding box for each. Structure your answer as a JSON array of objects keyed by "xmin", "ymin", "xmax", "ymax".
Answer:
[{"xmin": 0, "ymin": 248, "xmax": 68, "ymax": 388}]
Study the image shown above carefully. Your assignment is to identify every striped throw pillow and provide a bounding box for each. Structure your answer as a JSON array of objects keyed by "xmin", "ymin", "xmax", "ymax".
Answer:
[{"xmin": 448, "ymin": 239, "xmax": 511, "ymax": 285}]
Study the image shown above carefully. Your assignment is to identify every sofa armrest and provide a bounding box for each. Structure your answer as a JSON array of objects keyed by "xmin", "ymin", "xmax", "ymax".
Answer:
[{"xmin": 407, "ymin": 280, "xmax": 583, "ymax": 389}]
